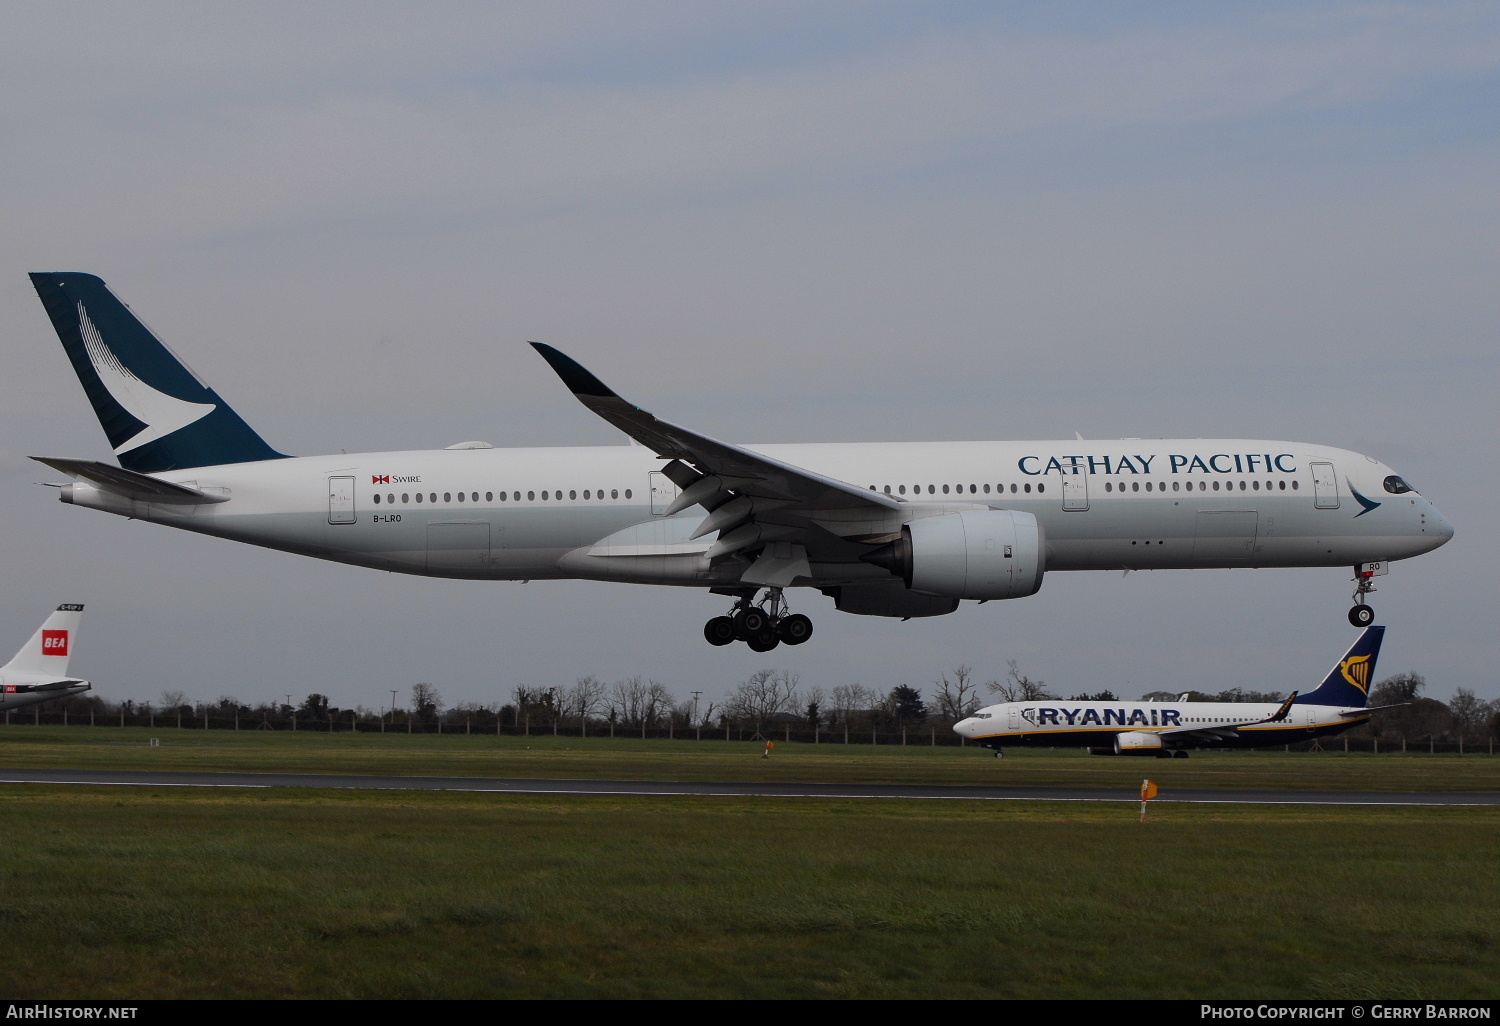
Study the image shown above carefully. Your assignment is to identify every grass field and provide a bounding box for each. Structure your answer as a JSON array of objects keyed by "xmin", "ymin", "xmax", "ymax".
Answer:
[
  {"xmin": 3, "ymin": 725, "xmax": 1500, "ymax": 792},
  {"xmin": 1, "ymin": 728, "xmax": 1497, "ymax": 999}
]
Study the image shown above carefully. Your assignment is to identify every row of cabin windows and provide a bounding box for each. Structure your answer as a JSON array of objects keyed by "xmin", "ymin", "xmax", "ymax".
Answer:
[
  {"xmin": 873, "ymin": 483, "xmax": 1049, "ymax": 496},
  {"xmin": 866, "ymin": 479, "xmax": 1301, "ymax": 497},
  {"xmin": 1103, "ymin": 479, "xmax": 1300, "ymax": 493},
  {"xmin": 372, "ymin": 488, "xmax": 634, "ymax": 505}
]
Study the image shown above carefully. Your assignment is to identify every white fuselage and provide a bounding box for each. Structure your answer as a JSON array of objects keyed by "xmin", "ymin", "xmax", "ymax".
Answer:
[
  {"xmin": 954, "ymin": 698, "xmax": 1367, "ymax": 752},
  {"xmin": 58, "ymin": 438, "xmax": 1452, "ymax": 591}
]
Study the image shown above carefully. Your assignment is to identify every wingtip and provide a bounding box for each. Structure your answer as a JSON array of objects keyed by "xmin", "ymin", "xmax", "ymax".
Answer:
[{"xmin": 529, "ymin": 342, "xmax": 619, "ymax": 399}]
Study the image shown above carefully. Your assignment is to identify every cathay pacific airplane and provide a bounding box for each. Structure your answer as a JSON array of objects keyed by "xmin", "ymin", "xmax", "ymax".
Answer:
[
  {"xmin": 0, "ymin": 604, "xmax": 90, "ymax": 712},
  {"xmin": 29, "ymin": 273, "xmax": 1453, "ymax": 650},
  {"xmin": 953, "ymin": 625, "xmax": 1390, "ymax": 757}
]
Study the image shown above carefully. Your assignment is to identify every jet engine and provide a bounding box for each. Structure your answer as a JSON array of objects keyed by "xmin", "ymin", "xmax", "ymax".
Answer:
[
  {"xmin": 1113, "ymin": 731, "xmax": 1164, "ymax": 755},
  {"xmin": 862, "ymin": 510, "xmax": 1045, "ymax": 601}
]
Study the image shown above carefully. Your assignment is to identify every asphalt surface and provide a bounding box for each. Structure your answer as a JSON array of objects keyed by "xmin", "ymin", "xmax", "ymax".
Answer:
[{"xmin": 1, "ymin": 767, "xmax": 1497, "ymax": 805}]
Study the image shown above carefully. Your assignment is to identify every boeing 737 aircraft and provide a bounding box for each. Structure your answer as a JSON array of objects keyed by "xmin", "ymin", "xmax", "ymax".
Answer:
[
  {"xmin": 953, "ymin": 625, "xmax": 1389, "ymax": 757},
  {"xmin": 29, "ymin": 273, "xmax": 1453, "ymax": 649},
  {"xmin": 0, "ymin": 604, "xmax": 90, "ymax": 712}
]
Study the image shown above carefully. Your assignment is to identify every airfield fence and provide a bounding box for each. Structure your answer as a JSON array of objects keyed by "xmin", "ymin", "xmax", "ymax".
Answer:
[{"xmin": 2, "ymin": 706, "xmax": 1496, "ymax": 754}]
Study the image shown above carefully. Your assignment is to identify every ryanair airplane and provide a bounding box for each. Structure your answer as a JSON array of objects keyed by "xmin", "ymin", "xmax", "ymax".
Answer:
[
  {"xmin": 0, "ymin": 604, "xmax": 90, "ymax": 713},
  {"xmin": 29, "ymin": 273, "xmax": 1453, "ymax": 650},
  {"xmin": 953, "ymin": 626, "xmax": 1388, "ymax": 757}
]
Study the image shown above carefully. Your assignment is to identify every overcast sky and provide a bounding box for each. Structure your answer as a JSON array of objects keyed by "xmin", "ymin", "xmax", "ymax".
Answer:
[{"xmin": 1, "ymin": 2, "xmax": 1495, "ymax": 714}]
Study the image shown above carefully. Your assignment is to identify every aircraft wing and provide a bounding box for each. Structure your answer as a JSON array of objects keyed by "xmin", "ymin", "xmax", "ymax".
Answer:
[
  {"xmin": 531, "ymin": 343, "xmax": 902, "ymax": 585},
  {"xmin": 32, "ymin": 457, "xmax": 230, "ymax": 504}
]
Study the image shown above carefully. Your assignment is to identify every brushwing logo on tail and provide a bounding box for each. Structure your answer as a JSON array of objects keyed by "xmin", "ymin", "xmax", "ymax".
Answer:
[
  {"xmin": 1339, "ymin": 652, "xmax": 1373, "ymax": 693},
  {"xmin": 77, "ymin": 301, "xmax": 215, "ymax": 454}
]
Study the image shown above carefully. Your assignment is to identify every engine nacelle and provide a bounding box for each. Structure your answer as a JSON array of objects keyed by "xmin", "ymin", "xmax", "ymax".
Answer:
[
  {"xmin": 822, "ymin": 583, "xmax": 959, "ymax": 619},
  {"xmin": 863, "ymin": 510, "xmax": 1045, "ymax": 601},
  {"xmin": 1113, "ymin": 731, "xmax": 1164, "ymax": 755}
]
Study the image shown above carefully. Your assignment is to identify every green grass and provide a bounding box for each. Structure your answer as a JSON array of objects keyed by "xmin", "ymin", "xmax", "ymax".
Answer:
[
  {"xmin": 2, "ymin": 725, "xmax": 1499, "ymax": 792},
  {"xmin": 0, "ymin": 787, "xmax": 1495, "ymax": 999}
]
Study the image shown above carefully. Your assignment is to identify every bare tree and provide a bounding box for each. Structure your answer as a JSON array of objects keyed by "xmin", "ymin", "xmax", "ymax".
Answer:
[
  {"xmin": 988, "ymin": 660, "xmax": 1055, "ymax": 702},
  {"xmin": 410, "ymin": 682, "xmax": 442, "ymax": 718},
  {"xmin": 1448, "ymin": 688, "xmax": 1489, "ymax": 739},
  {"xmin": 829, "ymin": 683, "xmax": 878, "ymax": 727},
  {"xmin": 159, "ymin": 690, "xmax": 187, "ymax": 712},
  {"xmin": 932, "ymin": 665, "xmax": 982, "ymax": 721},
  {"xmin": 564, "ymin": 674, "xmax": 608, "ymax": 734},
  {"xmin": 725, "ymin": 669, "xmax": 800, "ymax": 730}
]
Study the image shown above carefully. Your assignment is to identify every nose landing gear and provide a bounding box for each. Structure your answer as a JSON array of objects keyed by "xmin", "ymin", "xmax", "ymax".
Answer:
[
  {"xmin": 1348, "ymin": 562, "xmax": 1384, "ymax": 627},
  {"xmin": 702, "ymin": 588, "xmax": 814, "ymax": 650}
]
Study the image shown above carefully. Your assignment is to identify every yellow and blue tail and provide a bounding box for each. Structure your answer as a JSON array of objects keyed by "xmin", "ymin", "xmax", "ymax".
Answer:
[
  {"xmin": 1296, "ymin": 626, "xmax": 1384, "ymax": 708},
  {"xmin": 30, "ymin": 272, "xmax": 286, "ymax": 474}
]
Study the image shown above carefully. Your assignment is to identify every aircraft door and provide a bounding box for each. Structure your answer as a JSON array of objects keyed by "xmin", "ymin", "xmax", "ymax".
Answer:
[
  {"xmin": 1008, "ymin": 706, "xmax": 1020, "ymax": 731},
  {"xmin": 1310, "ymin": 462, "xmax": 1340, "ymax": 509},
  {"xmin": 1061, "ymin": 468, "xmax": 1088, "ymax": 511},
  {"xmin": 649, "ymin": 472, "xmax": 679, "ymax": 515},
  {"xmin": 328, "ymin": 476, "xmax": 355, "ymax": 524}
]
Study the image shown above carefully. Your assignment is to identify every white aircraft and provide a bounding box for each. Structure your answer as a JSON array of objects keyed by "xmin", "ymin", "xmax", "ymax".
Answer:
[
  {"xmin": 0, "ymin": 604, "xmax": 90, "ymax": 712},
  {"xmin": 29, "ymin": 272, "xmax": 1453, "ymax": 650},
  {"xmin": 953, "ymin": 625, "xmax": 1390, "ymax": 757}
]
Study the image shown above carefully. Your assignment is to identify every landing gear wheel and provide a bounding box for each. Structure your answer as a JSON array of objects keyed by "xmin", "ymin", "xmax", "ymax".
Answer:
[
  {"xmin": 1172, "ymin": 750, "xmax": 1189, "ymax": 759},
  {"xmin": 778, "ymin": 613, "xmax": 813, "ymax": 646},
  {"xmin": 703, "ymin": 616, "xmax": 736, "ymax": 647},
  {"xmin": 746, "ymin": 629, "xmax": 781, "ymax": 652},
  {"xmin": 735, "ymin": 607, "xmax": 769, "ymax": 637},
  {"xmin": 1349, "ymin": 604, "xmax": 1375, "ymax": 628}
]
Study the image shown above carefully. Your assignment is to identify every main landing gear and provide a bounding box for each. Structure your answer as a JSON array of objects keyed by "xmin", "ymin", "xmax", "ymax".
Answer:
[
  {"xmin": 702, "ymin": 589, "xmax": 813, "ymax": 651},
  {"xmin": 1348, "ymin": 563, "xmax": 1381, "ymax": 627}
]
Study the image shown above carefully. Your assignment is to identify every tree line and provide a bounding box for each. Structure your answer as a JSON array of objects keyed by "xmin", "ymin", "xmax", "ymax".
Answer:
[{"xmin": 12, "ymin": 665, "xmax": 1498, "ymax": 742}]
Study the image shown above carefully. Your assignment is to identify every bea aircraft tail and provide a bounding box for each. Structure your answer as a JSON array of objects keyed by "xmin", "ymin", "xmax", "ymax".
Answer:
[
  {"xmin": 2, "ymin": 604, "xmax": 84, "ymax": 679},
  {"xmin": 29, "ymin": 272, "xmax": 286, "ymax": 474},
  {"xmin": 1295, "ymin": 626, "xmax": 1385, "ymax": 709}
]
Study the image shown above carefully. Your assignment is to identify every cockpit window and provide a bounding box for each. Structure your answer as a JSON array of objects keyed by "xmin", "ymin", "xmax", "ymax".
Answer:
[{"xmin": 1383, "ymin": 475, "xmax": 1416, "ymax": 495}]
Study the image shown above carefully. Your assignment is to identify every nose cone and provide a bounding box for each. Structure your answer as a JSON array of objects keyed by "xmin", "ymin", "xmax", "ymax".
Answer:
[
  {"xmin": 952, "ymin": 717, "xmax": 975, "ymax": 738},
  {"xmin": 1430, "ymin": 506, "xmax": 1455, "ymax": 546}
]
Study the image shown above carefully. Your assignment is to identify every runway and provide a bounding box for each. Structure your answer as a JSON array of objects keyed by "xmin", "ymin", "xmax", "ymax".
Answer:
[{"xmin": 2, "ymin": 767, "xmax": 1498, "ymax": 805}]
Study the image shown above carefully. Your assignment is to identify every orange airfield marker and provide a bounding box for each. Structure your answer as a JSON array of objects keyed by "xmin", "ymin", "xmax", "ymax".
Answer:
[{"xmin": 1140, "ymin": 779, "xmax": 1159, "ymax": 822}]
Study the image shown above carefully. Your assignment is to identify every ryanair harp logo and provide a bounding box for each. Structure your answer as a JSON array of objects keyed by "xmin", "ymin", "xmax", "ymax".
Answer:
[{"xmin": 1340, "ymin": 652, "xmax": 1373, "ymax": 694}]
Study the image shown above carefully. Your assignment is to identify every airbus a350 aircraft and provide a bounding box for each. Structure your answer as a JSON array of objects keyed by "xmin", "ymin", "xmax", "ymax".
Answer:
[
  {"xmin": 953, "ymin": 625, "xmax": 1390, "ymax": 757},
  {"xmin": 29, "ymin": 273, "xmax": 1453, "ymax": 650},
  {"xmin": 0, "ymin": 604, "xmax": 90, "ymax": 712}
]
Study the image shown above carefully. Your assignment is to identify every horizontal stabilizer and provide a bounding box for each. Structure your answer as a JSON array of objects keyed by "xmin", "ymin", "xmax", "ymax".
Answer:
[{"xmin": 32, "ymin": 457, "xmax": 229, "ymax": 504}]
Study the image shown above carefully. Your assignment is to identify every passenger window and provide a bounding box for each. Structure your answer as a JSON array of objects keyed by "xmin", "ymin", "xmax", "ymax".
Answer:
[
  {"xmin": 1212, "ymin": 481, "xmax": 1220, "ymax": 491},
  {"xmin": 611, "ymin": 489, "xmax": 618, "ymax": 499},
  {"xmin": 983, "ymin": 484, "xmax": 990, "ymax": 494},
  {"xmin": 884, "ymin": 485, "xmax": 892, "ymax": 494},
  {"xmin": 486, "ymin": 492, "xmax": 493, "ymax": 502},
  {"xmin": 373, "ymin": 493, "xmax": 381, "ymax": 504},
  {"xmin": 527, "ymin": 491, "xmax": 535, "ymax": 501},
  {"xmin": 1024, "ymin": 483, "xmax": 1031, "ymax": 493},
  {"xmin": 1132, "ymin": 482, "xmax": 1139, "ymax": 493},
  {"xmin": 569, "ymin": 490, "xmax": 577, "ymax": 500},
  {"xmin": 1172, "ymin": 481, "xmax": 1179, "ymax": 492},
  {"xmin": 1037, "ymin": 483, "xmax": 1045, "ymax": 493},
  {"xmin": 1278, "ymin": 481, "xmax": 1286, "ymax": 491},
  {"xmin": 942, "ymin": 484, "xmax": 950, "ymax": 494},
  {"xmin": 625, "ymin": 489, "xmax": 633, "ymax": 499},
  {"xmin": 388, "ymin": 493, "xmax": 395, "ymax": 503},
  {"xmin": 416, "ymin": 493, "xmax": 424, "ymax": 503},
  {"xmin": 455, "ymin": 492, "xmax": 462, "ymax": 502},
  {"xmin": 1010, "ymin": 484, "xmax": 1017, "ymax": 494},
  {"xmin": 1105, "ymin": 482, "xmax": 1112, "ymax": 493},
  {"xmin": 402, "ymin": 493, "xmax": 409, "ymax": 503},
  {"xmin": 899, "ymin": 485, "xmax": 906, "ymax": 495},
  {"xmin": 584, "ymin": 490, "xmax": 591, "ymax": 499},
  {"xmin": 1292, "ymin": 481, "xmax": 1299, "ymax": 490},
  {"xmin": 928, "ymin": 485, "xmax": 935, "ymax": 494},
  {"xmin": 444, "ymin": 493, "xmax": 452, "ymax": 502}
]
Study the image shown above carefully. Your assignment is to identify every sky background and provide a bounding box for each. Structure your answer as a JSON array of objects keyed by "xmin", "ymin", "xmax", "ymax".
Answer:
[{"xmin": 1, "ymin": 1, "xmax": 1495, "ymax": 714}]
